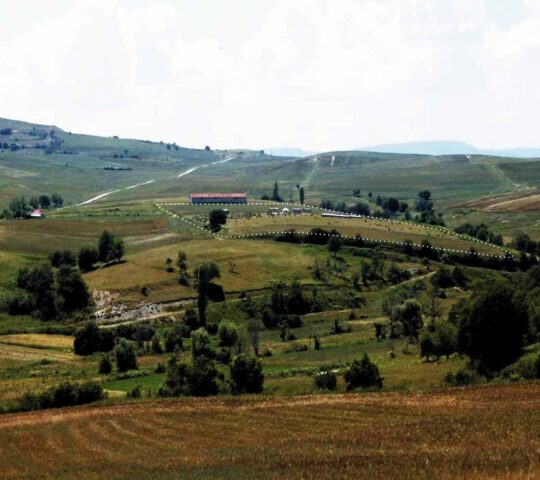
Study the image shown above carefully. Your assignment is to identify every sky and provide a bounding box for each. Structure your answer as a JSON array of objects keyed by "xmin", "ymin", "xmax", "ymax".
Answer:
[{"xmin": 1, "ymin": 0, "xmax": 539, "ymax": 151}]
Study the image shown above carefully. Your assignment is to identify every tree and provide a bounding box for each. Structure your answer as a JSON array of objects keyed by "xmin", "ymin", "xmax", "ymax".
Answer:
[
  {"xmin": 374, "ymin": 322, "xmax": 387, "ymax": 341},
  {"xmin": 433, "ymin": 320, "xmax": 458, "ymax": 360},
  {"xmin": 49, "ymin": 250, "xmax": 76, "ymax": 268},
  {"xmin": 38, "ymin": 195, "xmax": 51, "ymax": 209},
  {"xmin": 457, "ymin": 280, "xmax": 528, "ymax": 372},
  {"xmin": 431, "ymin": 267, "xmax": 454, "ymax": 289},
  {"xmin": 191, "ymin": 328, "xmax": 214, "ymax": 359},
  {"xmin": 78, "ymin": 246, "xmax": 99, "ymax": 272},
  {"xmin": 114, "ymin": 339, "xmax": 138, "ymax": 372},
  {"xmin": 8, "ymin": 196, "xmax": 29, "ymax": 218},
  {"xmin": 98, "ymin": 355, "xmax": 112, "ymax": 374},
  {"xmin": 513, "ymin": 233, "xmax": 532, "ymax": 252},
  {"xmin": 386, "ymin": 197, "xmax": 400, "ymax": 213},
  {"xmin": 299, "ymin": 186, "xmax": 305, "ymax": 205},
  {"xmin": 74, "ymin": 322, "xmax": 114, "ymax": 356},
  {"xmin": 247, "ymin": 317, "xmax": 262, "ymax": 356},
  {"xmin": 422, "ymin": 287, "xmax": 442, "ymax": 330},
  {"xmin": 218, "ymin": 321, "xmax": 239, "ymax": 347},
  {"xmin": 17, "ymin": 264, "xmax": 58, "ymax": 320},
  {"xmin": 98, "ymin": 230, "xmax": 113, "ymax": 262},
  {"xmin": 230, "ymin": 354, "xmax": 264, "ymax": 394},
  {"xmin": 29, "ymin": 197, "xmax": 39, "ymax": 209},
  {"xmin": 187, "ymin": 355, "xmax": 219, "ymax": 396},
  {"xmin": 51, "ymin": 193, "xmax": 63, "ymax": 208},
  {"xmin": 194, "ymin": 262, "xmax": 221, "ymax": 325},
  {"xmin": 272, "ymin": 181, "xmax": 282, "ymax": 202},
  {"xmin": 416, "ymin": 190, "xmax": 433, "ymax": 212},
  {"xmin": 349, "ymin": 202, "xmax": 370, "ymax": 216},
  {"xmin": 208, "ymin": 209, "xmax": 228, "ymax": 232},
  {"xmin": 177, "ymin": 250, "xmax": 189, "ymax": 284},
  {"xmin": 108, "ymin": 237, "xmax": 125, "ymax": 263},
  {"xmin": 56, "ymin": 265, "xmax": 90, "ymax": 312},
  {"xmin": 344, "ymin": 353, "xmax": 383, "ymax": 390},
  {"xmin": 151, "ymin": 337, "xmax": 163, "ymax": 355},
  {"xmin": 164, "ymin": 323, "xmax": 184, "ymax": 353},
  {"xmin": 392, "ymin": 299, "xmax": 423, "ymax": 348},
  {"xmin": 314, "ymin": 369, "xmax": 337, "ymax": 390},
  {"xmin": 327, "ymin": 236, "xmax": 343, "ymax": 258}
]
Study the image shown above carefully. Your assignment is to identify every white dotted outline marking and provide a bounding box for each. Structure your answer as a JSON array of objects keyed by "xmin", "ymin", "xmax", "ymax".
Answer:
[{"xmin": 154, "ymin": 202, "xmax": 511, "ymax": 259}]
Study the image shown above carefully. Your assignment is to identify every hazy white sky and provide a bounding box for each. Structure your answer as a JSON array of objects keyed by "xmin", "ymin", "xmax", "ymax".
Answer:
[{"xmin": 1, "ymin": 0, "xmax": 539, "ymax": 150}]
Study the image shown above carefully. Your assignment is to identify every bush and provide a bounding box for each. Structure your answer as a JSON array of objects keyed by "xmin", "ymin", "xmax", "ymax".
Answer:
[
  {"xmin": 154, "ymin": 362, "xmax": 166, "ymax": 373},
  {"xmin": 127, "ymin": 384, "xmax": 142, "ymax": 398},
  {"xmin": 206, "ymin": 322, "xmax": 219, "ymax": 335},
  {"xmin": 191, "ymin": 328, "xmax": 215, "ymax": 359},
  {"xmin": 164, "ymin": 324, "xmax": 184, "ymax": 353},
  {"xmin": 218, "ymin": 321, "xmax": 239, "ymax": 347},
  {"xmin": 151, "ymin": 337, "xmax": 163, "ymax": 354},
  {"xmin": 114, "ymin": 339, "xmax": 138, "ymax": 372},
  {"xmin": 78, "ymin": 246, "xmax": 99, "ymax": 272},
  {"xmin": 314, "ymin": 370, "xmax": 337, "ymax": 391},
  {"xmin": 15, "ymin": 381, "xmax": 105, "ymax": 412},
  {"xmin": 444, "ymin": 367, "xmax": 481, "ymax": 386},
  {"xmin": 98, "ymin": 355, "xmax": 112, "ymax": 374},
  {"xmin": 501, "ymin": 353, "xmax": 540, "ymax": 380},
  {"xmin": 284, "ymin": 342, "xmax": 308, "ymax": 353},
  {"xmin": 162, "ymin": 355, "xmax": 220, "ymax": 397},
  {"xmin": 230, "ymin": 354, "xmax": 264, "ymax": 394},
  {"xmin": 344, "ymin": 353, "xmax": 383, "ymax": 390}
]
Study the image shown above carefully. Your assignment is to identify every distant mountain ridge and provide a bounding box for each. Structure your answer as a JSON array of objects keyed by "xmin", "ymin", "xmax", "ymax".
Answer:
[{"xmin": 360, "ymin": 141, "xmax": 540, "ymax": 159}]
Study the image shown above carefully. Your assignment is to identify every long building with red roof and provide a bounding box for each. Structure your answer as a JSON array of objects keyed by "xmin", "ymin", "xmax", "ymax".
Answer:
[{"xmin": 189, "ymin": 193, "xmax": 248, "ymax": 204}]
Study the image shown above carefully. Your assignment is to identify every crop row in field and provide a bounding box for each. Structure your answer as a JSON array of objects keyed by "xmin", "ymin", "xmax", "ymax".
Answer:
[{"xmin": 0, "ymin": 382, "xmax": 538, "ymax": 480}]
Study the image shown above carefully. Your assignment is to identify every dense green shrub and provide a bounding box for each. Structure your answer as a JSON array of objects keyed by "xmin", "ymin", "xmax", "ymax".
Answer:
[
  {"xmin": 164, "ymin": 323, "xmax": 184, "ymax": 353},
  {"xmin": 230, "ymin": 354, "xmax": 264, "ymax": 394},
  {"xmin": 444, "ymin": 367, "xmax": 481, "ymax": 386},
  {"xmin": 161, "ymin": 355, "xmax": 220, "ymax": 397},
  {"xmin": 191, "ymin": 328, "xmax": 215, "ymax": 359},
  {"xmin": 344, "ymin": 353, "xmax": 383, "ymax": 390},
  {"xmin": 114, "ymin": 339, "xmax": 138, "ymax": 372},
  {"xmin": 74, "ymin": 322, "xmax": 115, "ymax": 356},
  {"xmin": 501, "ymin": 353, "xmax": 540, "ymax": 380},
  {"xmin": 218, "ymin": 321, "xmax": 239, "ymax": 347},
  {"xmin": 98, "ymin": 355, "xmax": 112, "ymax": 374},
  {"xmin": 314, "ymin": 369, "xmax": 337, "ymax": 390},
  {"xmin": 16, "ymin": 381, "xmax": 105, "ymax": 412}
]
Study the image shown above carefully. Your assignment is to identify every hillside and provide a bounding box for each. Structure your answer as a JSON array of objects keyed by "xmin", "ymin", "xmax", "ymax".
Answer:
[
  {"xmin": 3, "ymin": 117, "xmax": 540, "ymax": 212},
  {"xmin": 0, "ymin": 117, "xmax": 223, "ymax": 207}
]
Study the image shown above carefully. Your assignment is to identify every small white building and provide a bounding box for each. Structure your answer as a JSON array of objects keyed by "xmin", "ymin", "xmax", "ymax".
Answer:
[{"xmin": 30, "ymin": 209, "xmax": 44, "ymax": 218}]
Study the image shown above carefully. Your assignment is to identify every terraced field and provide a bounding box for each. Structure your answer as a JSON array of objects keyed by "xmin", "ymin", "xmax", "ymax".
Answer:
[{"xmin": 0, "ymin": 383, "xmax": 538, "ymax": 480}]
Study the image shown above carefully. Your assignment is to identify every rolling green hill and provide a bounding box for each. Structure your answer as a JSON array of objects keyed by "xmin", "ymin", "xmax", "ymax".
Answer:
[{"xmin": 3, "ymin": 117, "xmax": 540, "ymax": 211}]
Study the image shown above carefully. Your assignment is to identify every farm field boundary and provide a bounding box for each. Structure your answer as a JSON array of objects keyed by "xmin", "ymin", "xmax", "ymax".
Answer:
[{"xmin": 156, "ymin": 202, "xmax": 509, "ymax": 259}]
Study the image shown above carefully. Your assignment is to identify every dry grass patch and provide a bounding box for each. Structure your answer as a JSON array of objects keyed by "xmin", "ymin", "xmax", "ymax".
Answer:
[{"xmin": 0, "ymin": 383, "xmax": 538, "ymax": 479}]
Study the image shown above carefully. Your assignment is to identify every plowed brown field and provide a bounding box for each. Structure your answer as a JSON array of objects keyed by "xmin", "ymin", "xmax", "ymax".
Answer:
[{"xmin": 0, "ymin": 383, "xmax": 539, "ymax": 479}]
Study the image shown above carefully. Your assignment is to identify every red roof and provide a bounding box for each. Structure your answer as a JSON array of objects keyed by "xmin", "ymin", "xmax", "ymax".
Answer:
[
  {"xmin": 190, "ymin": 193, "xmax": 247, "ymax": 198},
  {"xmin": 31, "ymin": 209, "xmax": 44, "ymax": 214}
]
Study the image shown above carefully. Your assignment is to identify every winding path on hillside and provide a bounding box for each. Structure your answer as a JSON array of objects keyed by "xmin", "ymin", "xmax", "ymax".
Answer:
[{"xmin": 73, "ymin": 155, "xmax": 236, "ymax": 207}]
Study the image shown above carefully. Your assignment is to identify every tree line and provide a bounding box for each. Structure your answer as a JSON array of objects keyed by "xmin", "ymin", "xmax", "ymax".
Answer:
[{"xmin": 2, "ymin": 193, "xmax": 63, "ymax": 218}]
